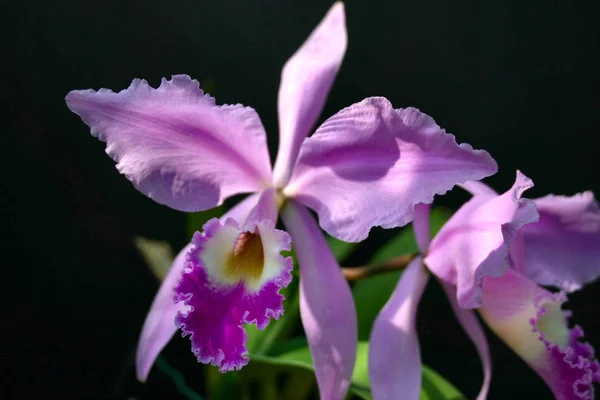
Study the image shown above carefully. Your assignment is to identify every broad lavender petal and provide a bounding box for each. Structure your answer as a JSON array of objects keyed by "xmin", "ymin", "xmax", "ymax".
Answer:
[
  {"xmin": 369, "ymin": 257, "xmax": 429, "ymax": 400},
  {"xmin": 520, "ymin": 191, "xmax": 600, "ymax": 291},
  {"xmin": 441, "ymin": 282, "xmax": 491, "ymax": 400},
  {"xmin": 66, "ymin": 75, "xmax": 272, "ymax": 212},
  {"xmin": 425, "ymin": 171, "xmax": 539, "ymax": 309},
  {"xmin": 285, "ymin": 98, "xmax": 498, "ymax": 242},
  {"xmin": 174, "ymin": 217, "xmax": 292, "ymax": 372},
  {"xmin": 135, "ymin": 194, "xmax": 260, "ymax": 381},
  {"xmin": 280, "ymin": 201, "xmax": 357, "ymax": 400},
  {"xmin": 272, "ymin": 2, "xmax": 347, "ymax": 187},
  {"xmin": 480, "ymin": 269, "xmax": 600, "ymax": 400},
  {"xmin": 136, "ymin": 243, "xmax": 191, "ymax": 382}
]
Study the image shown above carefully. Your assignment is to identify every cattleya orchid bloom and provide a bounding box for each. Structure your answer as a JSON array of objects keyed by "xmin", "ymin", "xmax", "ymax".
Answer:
[
  {"xmin": 65, "ymin": 2, "xmax": 497, "ymax": 398},
  {"xmin": 370, "ymin": 171, "xmax": 600, "ymax": 400}
]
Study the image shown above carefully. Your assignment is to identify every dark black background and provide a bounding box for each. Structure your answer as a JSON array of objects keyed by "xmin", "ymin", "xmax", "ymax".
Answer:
[{"xmin": 3, "ymin": 0, "xmax": 600, "ymax": 399}]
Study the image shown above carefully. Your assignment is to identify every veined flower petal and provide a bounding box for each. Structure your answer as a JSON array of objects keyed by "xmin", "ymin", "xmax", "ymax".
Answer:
[
  {"xmin": 173, "ymin": 217, "xmax": 292, "ymax": 372},
  {"xmin": 285, "ymin": 98, "xmax": 498, "ymax": 242},
  {"xmin": 135, "ymin": 194, "xmax": 261, "ymax": 381},
  {"xmin": 480, "ymin": 269, "xmax": 600, "ymax": 400},
  {"xmin": 273, "ymin": 2, "xmax": 347, "ymax": 187},
  {"xmin": 281, "ymin": 201, "xmax": 357, "ymax": 400},
  {"xmin": 66, "ymin": 75, "xmax": 272, "ymax": 212},
  {"xmin": 425, "ymin": 171, "xmax": 539, "ymax": 308},
  {"xmin": 521, "ymin": 191, "xmax": 600, "ymax": 292},
  {"xmin": 369, "ymin": 257, "xmax": 429, "ymax": 400}
]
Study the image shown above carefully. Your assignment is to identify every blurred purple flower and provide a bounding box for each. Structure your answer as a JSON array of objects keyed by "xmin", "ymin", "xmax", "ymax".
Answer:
[
  {"xmin": 65, "ymin": 2, "xmax": 496, "ymax": 398},
  {"xmin": 370, "ymin": 171, "xmax": 600, "ymax": 400}
]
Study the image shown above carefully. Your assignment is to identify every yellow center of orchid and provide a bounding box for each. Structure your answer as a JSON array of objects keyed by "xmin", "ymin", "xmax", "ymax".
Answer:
[
  {"xmin": 224, "ymin": 232, "xmax": 265, "ymax": 288},
  {"xmin": 535, "ymin": 301, "xmax": 569, "ymax": 350}
]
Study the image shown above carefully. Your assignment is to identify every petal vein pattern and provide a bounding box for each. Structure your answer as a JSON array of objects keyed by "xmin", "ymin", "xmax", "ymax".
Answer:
[
  {"xmin": 66, "ymin": 75, "xmax": 272, "ymax": 212},
  {"xmin": 173, "ymin": 218, "xmax": 293, "ymax": 372},
  {"xmin": 286, "ymin": 97, "xmax": 498, "ymax": 242}
]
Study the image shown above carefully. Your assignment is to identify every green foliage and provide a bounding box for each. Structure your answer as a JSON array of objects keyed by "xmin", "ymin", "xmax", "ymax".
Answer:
[
  {"xmin": 134, "ymin": 236, "xmax": 175, "ymax": 281},
  {"xmin": 143, "ymin": 207, "xmax": 460, "ymax": 399},
  {"xmin": 186, "ymin": 205, "xmax": 225, "ymax": 238},
  {"xmin": 250, "ymin": 341, "xmax": 464, "ymax": 400},
  {"xmin": 353, "ymin": 207, "xmax": 452, "ymax": 340}
]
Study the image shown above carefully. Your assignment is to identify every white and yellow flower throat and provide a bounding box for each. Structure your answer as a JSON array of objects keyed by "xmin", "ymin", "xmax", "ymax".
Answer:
[{"xmin": 200, "ymin": 191, "xmax": 289, "ymax": 293}]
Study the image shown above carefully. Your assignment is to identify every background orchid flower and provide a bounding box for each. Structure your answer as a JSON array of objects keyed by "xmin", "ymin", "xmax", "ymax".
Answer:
[
  {"xmin": 65, "ymin": 2, "xmax": 497, "ymax": 398},
  {"xmin": 369, "ymin": 170, "xmax": 600, "ymax": 400}
]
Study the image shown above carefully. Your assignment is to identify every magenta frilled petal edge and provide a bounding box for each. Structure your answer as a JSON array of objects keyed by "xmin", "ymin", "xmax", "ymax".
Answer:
[
  {"xmin": 173, "ymin": 219, "xmax": 292, "ymax": 372},
  {"xmin": 173, "ymin": 217, "xmax": 292, "ymax": 372},
  {"xmin": 134, "ymin": 194, "xmax": 261, "ymax": 380},
  {"xmin": 136, "ymin": 243, "xmax": 192, "ymax": 381},
  {"xmin": 480, "ymin": 269, "xmax": 600, "ymax": 400}
]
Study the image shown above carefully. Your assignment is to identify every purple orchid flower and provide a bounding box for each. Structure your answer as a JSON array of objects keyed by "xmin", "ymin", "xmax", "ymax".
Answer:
[
  {"xmin": 369, "ymin": 171, "xmax": 600, "ymax": 400},
  {"xmin": 65, "ymin": 3, "xmax": 497, "ymax": 398}
]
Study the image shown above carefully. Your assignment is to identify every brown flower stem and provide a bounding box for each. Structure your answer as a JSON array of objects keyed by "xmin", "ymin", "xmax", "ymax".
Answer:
[{"xmin": 341, "ymin": 253, "xmax": 418, "ymax": 281}]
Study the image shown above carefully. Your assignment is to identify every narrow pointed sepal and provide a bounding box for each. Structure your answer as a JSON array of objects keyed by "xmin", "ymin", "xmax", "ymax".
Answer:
[
  {"xmin": 281, "ymin": 201, "xmax": 357, "ymax": 400},
  {"xmin": 369, "ymin": 257, "xmax": 429, "ymax": 400}
]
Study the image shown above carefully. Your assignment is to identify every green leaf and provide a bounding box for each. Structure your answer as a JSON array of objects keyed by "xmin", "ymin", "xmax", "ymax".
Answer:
[
  {"xmin": 156, "ymin": 356, "xmax": 204, "ymax": 400},
  {"xmin": 421, "ymin": 366, "xmax": 465, "ymax": 400},
  {"xmin": 327, "ymin": 235, "xmax": 358, "ymax": 262},
  {"xmin": 251, "ymin": 341, "xmax": 464, "ymax": 400},
  {"xmin": 353, "ymin": 207, "xmax": 453, "ymax": 340},
  {"xmin": 133, "ymin": 236, "xmax": 175, "ymax": 281},
  {"xmin": 186, "ymin": 206, "xmax": 224, "ymax": 238}
]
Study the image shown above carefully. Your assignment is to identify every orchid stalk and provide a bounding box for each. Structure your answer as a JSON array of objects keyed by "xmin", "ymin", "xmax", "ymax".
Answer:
[
  {"xmin": 65, "ymin": 2, "xmax": 497, "ymax": 398},
  {"xmin": 369, "ymin": 171, "xmax": 600, "ymax": 400}
]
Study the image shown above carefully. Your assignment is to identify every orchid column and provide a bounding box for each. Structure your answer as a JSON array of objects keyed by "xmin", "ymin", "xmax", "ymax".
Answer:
[{"xmin": 65, "ymin": 2, "xmax": 497, "ymax": 399}]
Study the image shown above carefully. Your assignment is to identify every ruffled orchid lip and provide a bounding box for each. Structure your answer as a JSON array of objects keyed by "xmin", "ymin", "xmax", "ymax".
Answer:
[
  {"xmin": 173, "ymin": 217, "xmax": 293, "ymax": 372},
  {"xmin": 530, "ymin": 292, "xmax": 600, "ymax": 400},
  {"xmin": 480, "ymin": 270, "xmax": 600, "ymax": 400}
]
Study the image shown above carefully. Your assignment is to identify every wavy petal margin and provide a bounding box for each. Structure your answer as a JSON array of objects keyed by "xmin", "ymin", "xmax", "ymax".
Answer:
[
  {"xmin": 286, "ymin": 98, "xmax": 498, "ymax": 242},
  {"xmin": 66, "ymin": 75, "xmax": 272, "ymax": 212},
  {"xmin": 135, "ymin": 194, "xmax": 261, "ymax": 381},
  {"xmin": 425, "ymin": 171, "xmax": 539, "ymax": 308},
  {"xmin": 480, "ymin": 270, "xmax": 600, "ymax": 400},
  {"xmin": 173, "ymin": 218, "xmax": 292, "ymax": 372}
]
